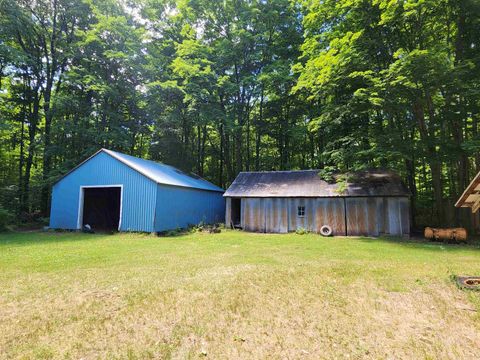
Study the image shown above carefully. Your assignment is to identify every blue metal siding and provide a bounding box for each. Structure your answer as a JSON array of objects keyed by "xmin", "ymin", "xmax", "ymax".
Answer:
[
  {"xmin": 154, "ymin": 184, "xmax": 225, "ymax": 232},
  {"xmin": 50, "ymin": 151, "xmax": 157, "ymax": 232}
]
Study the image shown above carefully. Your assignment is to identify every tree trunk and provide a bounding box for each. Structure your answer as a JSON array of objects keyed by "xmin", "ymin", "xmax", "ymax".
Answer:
[
  {"xmin": 255, "ymin": 87, "xmax": 264, "ymax": 171},
  {"xmin": 413, "ymin": 100, "xmax": 443, "ymax": 224},
  {"xmin": 234, "ymin": 126, "xmax": 242, "ymax": 174},
  {"xmin": 405, "ymin": 157, "xmax": 417, "ymax": 230},
  {"xmin": 41, "ymin": 95, "xmax": 53, "ymax": 215},
  {"xmin": 219, "ymin": 96, "xmax": 234, "ymax": 182},
  {"xmin": 219, "ymin": 122, "xmax": 224, "ymax": 187},
  {"xmin": 41, "ymin": 0, "xmax": 59, "ymax": 216},
  {"xmin": 23, "ymin": 92, "xmax": 41, "ymax": 214},
  {"xmin": 18, "ymin": 82, "xmax": 27, "ymax": 212},
  {"xmin": 246, "ymin": 113, "xmax": 251, "ymax": 171}
]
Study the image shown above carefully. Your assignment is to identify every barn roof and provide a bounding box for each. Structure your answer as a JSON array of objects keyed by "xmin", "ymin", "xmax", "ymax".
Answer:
[
  {"xmin": 223, "ymin": 169, "xmax": 409, "ymax": 198},
  {"xmin": 55, "ymin": 149, "xmax": 224, "ymax": 193}
]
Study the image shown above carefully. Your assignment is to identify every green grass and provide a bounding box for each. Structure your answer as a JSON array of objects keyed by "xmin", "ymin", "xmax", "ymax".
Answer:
[{"xmin": 1, "ymin": 230, "xmax": 479, "ymax": 359}]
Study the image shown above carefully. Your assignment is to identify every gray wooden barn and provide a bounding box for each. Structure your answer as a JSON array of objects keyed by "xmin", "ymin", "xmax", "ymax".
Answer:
[{"xmin": 224, "ymin": 170, "xmax": 410, "ymax": 237}]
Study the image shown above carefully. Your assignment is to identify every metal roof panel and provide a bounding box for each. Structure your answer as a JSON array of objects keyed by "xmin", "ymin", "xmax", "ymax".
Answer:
[
  {"xmin": 223, "ymin": 170, "xmax": 409, "ymax": 198},
  {"xmin": 104, "ymin": 149, "xmax": 224, "ymax": 192},
  {"xmin": 55, "ymin": 149, "xmax": 224, "ymax": 193}
]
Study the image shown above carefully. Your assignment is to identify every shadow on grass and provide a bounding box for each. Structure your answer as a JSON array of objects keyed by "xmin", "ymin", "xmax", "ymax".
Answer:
[
  {"xmin": 356, "ymin": 235, "xmax": 480, "ymax": 252},
  {"xmin": 2, "ymin": 229, "xmax": 480, "ymax": 255},
  {"xmin": 0, "ymin": 227, "xmax": 201, "ymax": 247},
  {"xmin": 0, "ymin": 230, "xmax": 115, "ymax": 247},
  {"xmin": 156, "ymin": 229, "xmax": 193, "ymax": 238}
]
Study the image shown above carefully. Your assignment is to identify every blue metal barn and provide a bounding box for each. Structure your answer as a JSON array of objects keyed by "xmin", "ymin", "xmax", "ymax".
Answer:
[{"xmin": 49, "ymin": 149, "xmax": 225, "ymax": 232}]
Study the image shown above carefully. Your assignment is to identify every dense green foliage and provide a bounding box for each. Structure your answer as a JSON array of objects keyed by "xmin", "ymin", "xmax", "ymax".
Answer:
[{"xmin": 0, "ymin": 0, "xmax": 479, "ymax": 229}]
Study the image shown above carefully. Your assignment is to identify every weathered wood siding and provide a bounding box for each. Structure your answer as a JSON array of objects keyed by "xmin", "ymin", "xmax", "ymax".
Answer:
[
  {"xmin": 346, "ymin": 197, "xmax": 380, "ymax": 236},
  {"xmin": 287, "ymin": 198, "xmax": 345, "ymax": 235},
  {"xmin": 265, "ymin": 198, "xmax": 289, "ymax": 233},
  {"xmin": 387, "ymin": 197, "xmax": 410, "ymax": 236},
  {"xmin": 288, "ymin": 198, "xmax": 306, "ymax": 231},
  {"xmin": 242, "ymin": 198, "xmax": 266, "ymax": 232},
  {"xmin": 313, "ymin": 198, "xmax": 346, "ymax": 235},
  {"xmin": 346, "ymin": 197, "xmax": 409, "ymax": 236},
  {"xmin": 231, "ymin": 196, "xmax": 409, "ymax": 236},
  {"xmin": 225, "ymin": 197, "xmax": 232, "ymax": 227}
]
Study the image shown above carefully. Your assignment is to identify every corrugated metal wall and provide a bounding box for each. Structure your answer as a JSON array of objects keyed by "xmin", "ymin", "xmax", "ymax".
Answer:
[
  {"xmin": 265, "ymin": 198, "xmax": 289, "ymax": 233},
  {"xmin": 154, "ymin": 185, "xmax": 225, "ymax": 232},
  {"xmin": 225, "ymin": 198, "xmax": 232, "ymax": 226},
  {"xmin": 228, "ymin": 196, "xmax": 409, "ymax": 237},
  {"xmin": 287, "ymin": 198, "xmax": 346, "ymax": 235},
  {"xmin": 50, "ymin": 152, "xmax": 158, "ymax": 232},
  {"xmin": 242, "ymin": 198, "xmax": 266, "ymax": 232},
  {"xmin": 346, "ymin": 197, "xmax": 379, "ymax": 236}
]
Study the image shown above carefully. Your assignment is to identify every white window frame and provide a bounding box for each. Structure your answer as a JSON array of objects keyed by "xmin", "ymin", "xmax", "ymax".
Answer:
[
  {"xmin": 77, "ymin": 185, "xmax": 124, "ymax": 231},
  {"xmin": 297, "ymin": 205, "xmax": 305, "ymax": 217}
]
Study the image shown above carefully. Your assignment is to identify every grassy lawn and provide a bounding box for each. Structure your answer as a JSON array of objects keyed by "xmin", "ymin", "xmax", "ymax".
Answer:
[{"xmin": 1, "ymin": 231, "xmax": 480, "ymax": 359}]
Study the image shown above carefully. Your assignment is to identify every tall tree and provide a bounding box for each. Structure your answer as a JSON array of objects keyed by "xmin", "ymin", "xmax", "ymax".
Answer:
[
  {"xmin": 0, "ymin": 0, "xmax": 479, "ymax": 231},
  {"xmin": 0, "ymin": 0, "xmax": 91, "ymax": 214},
  {"xmin": 295, "ymin": 0, "xmax": 480, "ymax": 226}
]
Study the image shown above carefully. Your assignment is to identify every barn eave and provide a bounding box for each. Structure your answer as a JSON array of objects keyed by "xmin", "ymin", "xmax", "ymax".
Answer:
[{"xmin": 455, "ymin": 171, "xmax": 480, "ymax": 211}]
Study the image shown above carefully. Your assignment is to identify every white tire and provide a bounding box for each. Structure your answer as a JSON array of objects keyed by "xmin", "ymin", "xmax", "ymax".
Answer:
[{"xmin": 320, "ymin": 225, "xmax": 333, "ymax": 237}]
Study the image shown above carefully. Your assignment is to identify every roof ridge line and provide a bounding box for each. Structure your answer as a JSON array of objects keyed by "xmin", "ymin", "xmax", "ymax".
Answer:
[{"xmin": 239, "ymin": 169, "xmax": 321, "ymax": 174}]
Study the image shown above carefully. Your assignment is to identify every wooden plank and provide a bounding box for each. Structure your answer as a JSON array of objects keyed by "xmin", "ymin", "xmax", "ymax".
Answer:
[
  {"xmin": 387, "ymin": 198, "xmax": 400, "ymax": 235},
  {"xmin": 335, "ymin": 198, "xmax": 347, "ymax": 236},
  {"xmin": 243, "ymin": 198, "xmax": 264, "ymax": 232},
  {"xmin": 241, "ymin": 198, "xmax": 249, "ymax": 230},
  {"xmin": 225, "ymin": 198, "xmax": 231, "ymax": 228},
  {"xmin": 265, "ymin": 198, "xmax": 288, "ymax": 233},
  {"xmin": 399, "ymin": 198, "xmax": 410, "ymax": 236},
  {"xmin": 346, "ymin": 198, "xmax": 362, "ymax": 236},
  {"xmin": 376, "ymin": 198, "xmax": 385, "ymax": 235},
  {"xmin": 367, "ymin": 197, "xmax": 379, "ymax": 236},
  {"xmin": 279, "ymin": 199, "xmax": 288, "ymax": 233},
  {"xmin": 314, "ymin": 198, "xmax": 346, "ymax": 235},
  {"xmin": 472, "ymin": 197, "xmax": 480, "ymax": 213},
  {"xmin": 251, "ymin": 198, "xmax": 265, "ymax": 232},
  {"xmin": 264, "ymin": 198, "xmax": 274, "ymax": 232},
  {"xmin": 255, "ymin": 198, "xmax": 266, "ymax": 232},
  {"xmin": 305, "ymin": 198, "xmax": 314, "ymax": 231},
  {"xmin": 288, "ymin": 198, "xmax": 306, "ymax": 232},
  {"xmin": 314, "ymin": 199, "xmax": 325, "ymax": 233},
  {"xmin": 346, "ymin": 197, "xmax": 378, "ymax": 236}
]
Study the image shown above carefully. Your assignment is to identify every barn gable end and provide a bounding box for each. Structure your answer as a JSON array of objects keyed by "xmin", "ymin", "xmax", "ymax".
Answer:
[
  {"xmin": 50, "ymin": 151, "xmax": 158, "ymax": 232},
  {"xmin": 50, "ymin": 149, "xmax": 224, "ymax": 233}
]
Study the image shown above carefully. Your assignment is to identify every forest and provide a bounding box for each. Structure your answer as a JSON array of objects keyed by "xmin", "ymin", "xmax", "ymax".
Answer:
[{"xmin": 0, "ymin": 0, "xmax": 479, "ymax": 231}]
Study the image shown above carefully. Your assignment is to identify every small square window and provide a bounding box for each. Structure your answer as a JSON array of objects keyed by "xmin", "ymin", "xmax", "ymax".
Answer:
[{"xmin": 297, "ymin": 206, "xmax": 305, "ymax": 217}]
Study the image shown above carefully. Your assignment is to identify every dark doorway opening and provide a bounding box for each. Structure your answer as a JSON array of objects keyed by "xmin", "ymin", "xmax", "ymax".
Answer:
[
  {"xmin": 82, "ymin": 187, "xmax": 121, "ymax": 232},
  {"xmin": 231, "ymin": 198, "xmax": 241, "ymax": 228}
]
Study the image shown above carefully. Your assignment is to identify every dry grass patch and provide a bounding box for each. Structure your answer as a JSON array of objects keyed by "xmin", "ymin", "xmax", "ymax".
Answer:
[{"xmin": 0, "ymin": 231, "xmax": 479, "ymax": 359}]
